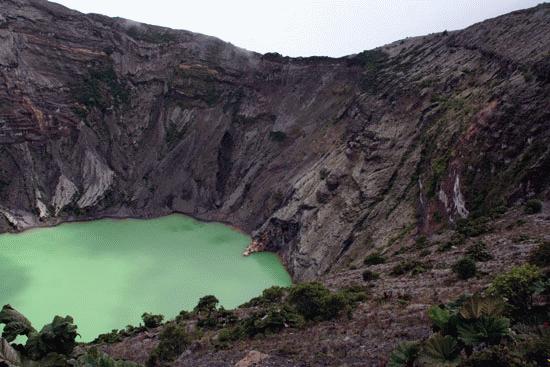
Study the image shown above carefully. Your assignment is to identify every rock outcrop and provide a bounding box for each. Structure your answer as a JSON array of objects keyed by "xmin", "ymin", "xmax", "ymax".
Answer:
[{"xmin": 0, "ymin": 0, "xmax": 549, "ymax": 281}]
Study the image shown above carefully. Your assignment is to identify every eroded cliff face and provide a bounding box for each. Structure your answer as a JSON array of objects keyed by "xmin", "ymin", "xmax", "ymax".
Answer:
[{"xmin": 0, "ymin": 0, "xmax": 549, "ymax": 280}]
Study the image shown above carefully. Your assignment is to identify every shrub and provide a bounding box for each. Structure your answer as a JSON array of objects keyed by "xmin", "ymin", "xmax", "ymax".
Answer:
[
  {"xmin": 390, "ymin": 260, "xmax": 423, "ymax": 276},
  {"xmin": 452, "ymin": 257, "xmax": 477, "ymax": 280},
  {"xmin": 194, "ymin": 295, "xmax": 219, "ymax": 313},
  {"xmin": 388, "ymin": 341, "xmax": 420, "ymax": 367},
  {"xmin": 456, "ymin": 217, "xmax": 490, "ymax": 237},
  {"xmin": 529, "ymin": 241, "xmax": 550, "ymax": 267},
  {"xmin": 239, "ymin": 287, "xmax": 286, "ymax": 308},
  {"xmin": 362, "ymin": 270, "xmax": 380, "ymax": 282},
  {"xmin": 147, "ymin": 324, "xmax": 190, "ymax": 367},
  {"xmin": 175, "ymin": 310, "xmax": 191, "ymax": 323},
  {"xmin": 76, "ymin": 348, "xmax": 141, "ymax": 367},
  {"xmin": 418, "ymin": 334, "xmax": 460, "ymax": 366},
  {"xmin": 459, "ymin": 344, "xmax": 527, "ymax": 367},
  {"xmin": 287, "ymin": 283, "xmax": 349, "ymax": 321},
  {"xmin": 141, "ymin": 313, "xmax": 164, "ymax": 329},
  {"xmin": 25, "ymin": 315, "xmax": 78, "ymax": 360},
  {"xmin": 466, "ymin": 241, "xmax": 493, "ymax": 262},
  {"xmin": 438, "ymin": 233, "xmax": 466, "ymax": 252},
  {"xmin": 363, "ymin": 252, "xmax": 386, "ymax": 266},
  {"xmin": 488, "ymin": 264, "xmax": 544, "ymax": 315},
  {"xmin": 524, "ymin": 199, "xmax": 542, "ymax": 214},
  {"xmin": 269, "ymin": 131, "xmax": 286, "ymax": 142},
  {"xmin": 223, "ymin": 304, "xmax": 305, "ymax": 341}
]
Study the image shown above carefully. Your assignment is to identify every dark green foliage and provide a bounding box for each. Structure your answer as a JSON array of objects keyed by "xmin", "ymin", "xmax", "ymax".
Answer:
[
  {"xmin": 363, "ymin": 252, "xmax": 386, "ymax": 266},
  {"xmin": 126, "ymin": 26, "xmax": 177, "ymax": 44},
  {"xmin": 428, "ymin": 294, "xmax": 510, "ymax": 348},
  {"xmin": 141, "ymin": 313, "xmax": 164, "ymax": 329},
  {"xmin": 147, "ymin": 324, "xmax": 190, "ymax": 367},
  {"xmin": 0, "ymin": 304, "xmax": 35, "ymax": 342},
  {"xmin": 77, "ymin": 347, "xmax": 142, "ymax": 367},
  {"xmin": 350, "ymin": 49, "xmax": 388, "ymax": 68},
  {"xmin": 438, "ymin": 233, "xmax": 466, "ymax": 252},
  {"xmin": 452, "ymin": 257, "xmax": 477, "ymax": 280},
  {"xmin": 25, "ymin": 316, "xmax": 78, "ymax": 360},
  {"xmin": 223, "ymin": 304, "xmax": 305, "ymax": 341},
  {"xmin": 269, "ymin": 131, "xmax": 287, "ymax": 142},
  {"xmin": 488, "ymin": 264, "xmax": 544, "ymax": 315},
  {"xmin": 390, "ymin": 260, "xmax": 424, "ymax": 276},
  {"xmin": 73, "ymin": 63, "xmax": 129, "ymax": 113},
  {"xmin": 418, "ymin": 334, "xmax": 460, "ymax": 366},
  {"xmin": 388, "ymin": 341, "xmax": 420, "ymax": 367},
  {"xmin": 197, "ymin": 306, "xmax": 237, "ymax": 329},
  {"xmin": 175, "ymin": 310, "xmax": 191, "ymax": 323},
  {"xmin": 93, "ymin": 329, "xmax": 123, "ymax": 344},
  {"xmin": 524, "ymin": 199, "xmax": 543, "ymax": 214},
  {"xmin": 287, "ymin": 283, "xmax": 343, "ymax": 321},
  {"xmin": 394, "ymin": 287, "xmax": 547, "ymax": 367},
  {"xmin": 466, "ymin": 242, "xmax": 493, "ymax": 262},
  {"xmin": 194, "ymin": 295, "xmax": 219, "ymax": 313},
  {"xmin": 459, "ymin": 344, "xmax": 532, "ymax": 367},
  {"xmin": 516, "ymin": 326, "xmax": 550, "ymax": 366},
  {"xmin": 362, "ymin": 270, "xmax": 380, "ymax": 282},
  {"xmin": 529, "ymin": 241, "xmax": 550, "ymax": 267},
  {"xmin": 242, "ymin": 286, "xmax": 287, "ymax": 308},
  {"xmin": 456, "ymin": 217, "xmax": 490, "ymax": 237},
  {"xmin": 457, "ymin": 316, "xmax": 510, "ymax": 346}
]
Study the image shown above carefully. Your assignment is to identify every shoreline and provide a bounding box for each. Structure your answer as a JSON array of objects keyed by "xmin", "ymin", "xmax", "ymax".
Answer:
[{"xmin": 0, "ymin": 208, "xmax": 293, "ymax": 281}]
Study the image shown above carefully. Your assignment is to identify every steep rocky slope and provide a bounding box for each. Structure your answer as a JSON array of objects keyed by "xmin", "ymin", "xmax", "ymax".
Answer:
[{"xmin": 0, "ymin": 0, "xmax": 549, "ymax": 284}]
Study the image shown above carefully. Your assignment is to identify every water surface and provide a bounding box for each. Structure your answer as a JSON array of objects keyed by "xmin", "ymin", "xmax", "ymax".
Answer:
[{"xmin": 0, "ymin": 214, "xmax": 291, "ymax": 340}]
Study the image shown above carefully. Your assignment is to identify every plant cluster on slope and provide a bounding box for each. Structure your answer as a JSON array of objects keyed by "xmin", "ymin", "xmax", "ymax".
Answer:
[{"xmin": 388, "ymin": 263, "xmax": 550, "ymax": 366}]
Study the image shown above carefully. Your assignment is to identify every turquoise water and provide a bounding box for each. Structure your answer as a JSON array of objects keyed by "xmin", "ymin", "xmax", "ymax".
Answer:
[{"xmin": 0, "ymin": 214, "xmax": 291, "ymax": 341}]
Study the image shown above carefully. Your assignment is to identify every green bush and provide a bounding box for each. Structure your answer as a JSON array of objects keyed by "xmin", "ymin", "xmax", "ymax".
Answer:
[
  {"xmin": 242, "ymin": 286, "xmax": 287, "ymax": 307},
  {"xmin": 459, "ymin": 344, "xmax": 529, "ymax": 367},
  {"xmin": 362, "ymin": 270, "xmax": 380, "ymax": 282},
  {"xmin": 466, "ymin": 241, "xmax": 493, "ymax": 262},
  {"xmin": 363, "ymin": 252, "xmax": 386, "ymax": 266},
  {"xmin": 77, "ymin": 347, "xmax": 141, "ymax": 367},
  {"xmin": 147, "ymin": 324, "xmax": 190, "ymax": 367},
  {"xmin": 25, "ymin": 315, "xmax": 79, "ymax": 360},
  {"xmin": 287, "ymin": 283, "xmax": 349, "ymax": 321},
  {"xmin": 418, "ymin": 334, "xmax": 460, "ymax": 366},
  {"xmin": 456, "ymin": 217, "xmax": 490, "ymax": 237},
  {"xmin": 388, "ymin": 341, "xmax": 420, "ymax": 367},
  {"xmin": 529, "ymin": 241, "xmax": 550, "ymax": 267},
  {"xmin": 141, "ymin": 313, "xmax": 164, "ymax": 329},
  {"xmin": 438, "ymin": 233, "xmax": 466, "ymax": 252},
  {"xmin": 194, "ymin": 295, "xmax": 219, "ymax": 313},
  {"xmin": 269, "ymin": 131, "xmax": 287, "ymax": 142},
  {"xmin": 524, "ymin": 199, "xmax": 542, "ymax": 214},
  {"xmin": 452, "ymin": 257, "xmax": 477, "ymax": 280},
  {"xmin": 488, "ymin": 264, "xmax": 544, "ymax": 315},
  {"xmin": 390, "ymin": 260, "xmax": 423, "ymax": 276}
]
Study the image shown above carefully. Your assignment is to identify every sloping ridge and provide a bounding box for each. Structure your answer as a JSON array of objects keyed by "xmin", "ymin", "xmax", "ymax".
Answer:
[{"xmin": 0, "ymin": 0, "xmax": 548, "ymax": 281}]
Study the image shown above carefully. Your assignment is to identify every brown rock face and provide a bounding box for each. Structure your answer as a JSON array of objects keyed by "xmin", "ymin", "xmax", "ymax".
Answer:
[{"xmin": 0, "ymin": 0, "xmax": 549, "ymax": 281}]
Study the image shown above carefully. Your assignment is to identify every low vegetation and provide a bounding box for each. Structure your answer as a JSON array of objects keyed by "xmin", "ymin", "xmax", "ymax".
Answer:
[
  {"xmin": 388, "ymin": 263, "xmax": 550, "ymax": 366},
  {"xmin": 1, "ymin": 283, "xmax": 367, "ymax": 367},
  {"xmin": 524, "ymin": 199, "xmax": 543, "ymax": 214},
  {"xmin": 452, "ymin": 257, "xmax": 477, "ymax": 280}
]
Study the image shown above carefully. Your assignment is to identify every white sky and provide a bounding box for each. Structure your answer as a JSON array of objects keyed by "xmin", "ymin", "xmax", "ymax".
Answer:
[{"xmin": 52, "ymin": 0, "xmax": 542, "ymax": 57}]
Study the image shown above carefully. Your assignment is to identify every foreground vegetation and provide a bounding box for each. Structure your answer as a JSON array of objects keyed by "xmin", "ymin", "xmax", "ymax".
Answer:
[
  {"xmin": 388, "ymin": 241, "xmax": 550, "ymax": 367},
  {"xmin": 0, "ymin": 283, "xmax": 366, "ymax": 367}
]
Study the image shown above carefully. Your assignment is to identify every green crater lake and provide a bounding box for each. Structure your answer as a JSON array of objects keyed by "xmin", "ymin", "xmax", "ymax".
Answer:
[{"xmin": 0, "ymin": 214, "xmax": 291, "ymax": 340}]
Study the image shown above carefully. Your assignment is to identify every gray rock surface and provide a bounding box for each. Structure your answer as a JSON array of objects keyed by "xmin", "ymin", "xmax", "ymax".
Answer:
[{"xmin": 0, "ymin": 0, "xmax": 549, "ymax": 281}]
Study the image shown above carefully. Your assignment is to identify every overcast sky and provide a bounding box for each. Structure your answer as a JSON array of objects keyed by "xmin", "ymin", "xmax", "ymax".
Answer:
[{"xmin": 53, "ymin": 0, "xmax": 542, "ymax": 57}]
